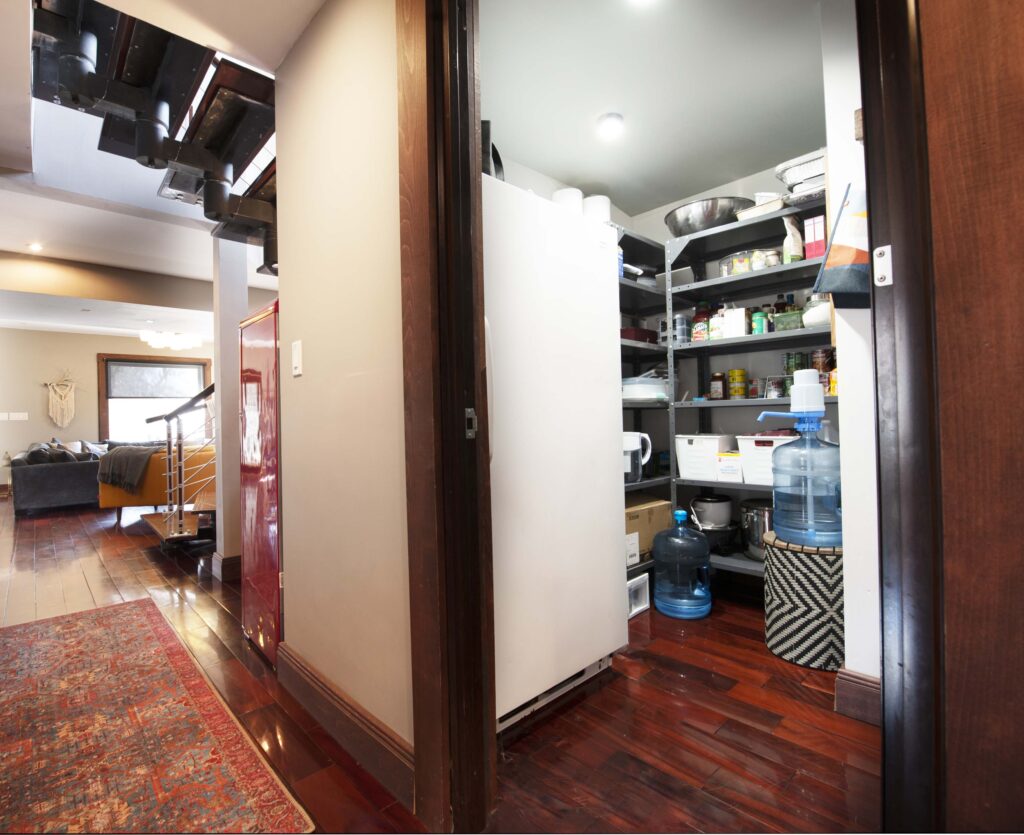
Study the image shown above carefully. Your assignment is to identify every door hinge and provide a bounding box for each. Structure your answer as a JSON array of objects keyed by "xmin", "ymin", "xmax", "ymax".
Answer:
[
  {"xmin": 279, "ymin": 571, "xmax": 284, "ymax": 589},
  {"xmin": 872, "ymin": 244, "xmax": 893, "ymax": 287},
  {"xmin": 464, "ymin": 407, "xmax": 477, "ymax": 439}
]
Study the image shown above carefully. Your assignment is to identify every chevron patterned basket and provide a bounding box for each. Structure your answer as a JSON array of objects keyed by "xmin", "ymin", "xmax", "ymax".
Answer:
[{"xmin": 763, "ymin": 531, "xmax": 844, "ymax": 671}]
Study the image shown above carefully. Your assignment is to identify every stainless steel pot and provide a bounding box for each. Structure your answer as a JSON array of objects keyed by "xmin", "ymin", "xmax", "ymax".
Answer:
[{"xmin": 739, "ymin": 499, "xmax": 774, "ymax": 561}]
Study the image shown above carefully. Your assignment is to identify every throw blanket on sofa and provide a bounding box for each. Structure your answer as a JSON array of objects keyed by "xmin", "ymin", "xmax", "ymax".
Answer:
[{"xmin": 97, "ymin": 445, "xmax": 161, "ymax": 494}]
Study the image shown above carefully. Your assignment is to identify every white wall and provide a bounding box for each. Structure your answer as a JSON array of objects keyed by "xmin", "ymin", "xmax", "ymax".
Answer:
[
  {"xmin": 275, "ymin": 0, "xmax": 413, "ymax": 744},
  {"xmin": 820, "ymin": 0, "xmax": 879, "ymax": 679},
  {"xmin": 0, "ymin": 328, "xmax": 213, "ymax": 483}
]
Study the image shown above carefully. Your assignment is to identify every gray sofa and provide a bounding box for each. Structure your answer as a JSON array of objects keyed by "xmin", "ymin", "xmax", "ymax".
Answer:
[{"xmin": 10, "ymin": 442, "xmax": 100, "ymax": 515}]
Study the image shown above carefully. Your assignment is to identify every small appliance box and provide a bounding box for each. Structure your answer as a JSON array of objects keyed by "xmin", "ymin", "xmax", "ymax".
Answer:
[{"xmin": 624, "ymin": 494, "xmax": 672, "ymax": 566}]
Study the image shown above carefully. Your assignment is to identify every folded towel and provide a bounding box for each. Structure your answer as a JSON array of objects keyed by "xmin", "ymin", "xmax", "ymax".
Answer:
[{"xmin": 97, "ymin": 445, "xmax": 160, "ymax": 493}]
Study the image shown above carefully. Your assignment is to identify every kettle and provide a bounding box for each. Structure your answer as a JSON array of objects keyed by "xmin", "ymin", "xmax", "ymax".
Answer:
[{"xmin": 623, "ymin": 432, "xmax": 652, "ymax": 483}]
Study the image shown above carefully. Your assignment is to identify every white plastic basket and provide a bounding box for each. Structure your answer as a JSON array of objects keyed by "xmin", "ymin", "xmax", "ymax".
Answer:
[
  {"xmin": 736, "ymin": 435, "xmax": 799, "ymax": 485},
  {"xmin": 675, "ymin": 434, "xmax": 736, "ymax": 481}
]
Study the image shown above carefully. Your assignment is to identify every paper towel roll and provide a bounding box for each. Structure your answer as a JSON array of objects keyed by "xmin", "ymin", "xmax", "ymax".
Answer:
[
  {"xmin": 583, "ymin": 195, "xmax": 611, "ymax": 223},
  {"xmin": 552, "ymin": 187, "xmax": 584, "ymax": 214}
]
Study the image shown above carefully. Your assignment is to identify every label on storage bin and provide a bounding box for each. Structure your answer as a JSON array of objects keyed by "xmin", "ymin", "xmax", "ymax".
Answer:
[{"xmin": 626, "ymin": 532, "xmax": 640, "ymax": 567}]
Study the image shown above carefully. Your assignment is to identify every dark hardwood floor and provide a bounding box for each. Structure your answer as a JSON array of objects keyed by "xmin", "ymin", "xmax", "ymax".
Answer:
[
  {"xmin": 2, "ymin": 498, "xmax": 880, "ymax": 833},
  {"xmin": 488, "ymin": 597, "xmax": 881, "ymax": 833},
  {"xmin": 0, "ymin": 499, "xmax": 424, "ymax": 834}
]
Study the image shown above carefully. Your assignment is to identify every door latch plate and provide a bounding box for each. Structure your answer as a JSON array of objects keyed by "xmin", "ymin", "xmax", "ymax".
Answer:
[
  {"xmin": 465, "ymin": 407, "xmax": 477, "ymax": 440},
  {"xmin": 873, "ymin": 244, "xmax": 893, "ymax": 287}
]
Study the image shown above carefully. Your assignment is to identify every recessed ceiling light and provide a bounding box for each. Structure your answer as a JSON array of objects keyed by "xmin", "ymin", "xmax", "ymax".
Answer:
[
  {"xmin": 596, "ymin": 112, "xmax": 625, "ymax": 142},
  {"xmin": 145, "ymin": 319, "xmax": 155, "ymax": 324},
  {"xmin": 28, "ymin": 242, "xmax": 42, "ymax": 253},
  {"xmin": 81, "ymin": 308, "xmax": 91, "ymax": 312}
]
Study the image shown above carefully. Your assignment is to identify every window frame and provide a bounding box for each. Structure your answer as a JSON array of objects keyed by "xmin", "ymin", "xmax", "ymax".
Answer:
[{"xmin": 97, "ymin": 353, "xmax": 212, "ymax": 442}]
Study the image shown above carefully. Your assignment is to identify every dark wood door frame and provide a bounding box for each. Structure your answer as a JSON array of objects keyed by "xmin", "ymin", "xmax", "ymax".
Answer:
[
  {"xmin": 396, "ymin": 0, "xmax": 496, "ymax": 830},
  {"xmin": 400, "ymin": 0, "xmax": 948, "ymax": 830},
  {"xmin": 855, "ymin": 0, "xmax": 944, "ymax": 829}
]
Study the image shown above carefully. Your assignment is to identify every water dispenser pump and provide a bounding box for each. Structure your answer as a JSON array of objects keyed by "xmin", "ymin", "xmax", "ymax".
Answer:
[{"xmin": 758, "ymin": 370, "xmax": 842, "ymax": 548}]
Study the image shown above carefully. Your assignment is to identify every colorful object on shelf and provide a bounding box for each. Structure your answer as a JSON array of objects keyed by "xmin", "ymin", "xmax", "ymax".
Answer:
[
  {"xmin": 0, "ymin": 600, "xmax": 314, "ymax": 834},
  {"xmin": 812, "ymin": 183, "xmax": 871, "ymax": 307}
]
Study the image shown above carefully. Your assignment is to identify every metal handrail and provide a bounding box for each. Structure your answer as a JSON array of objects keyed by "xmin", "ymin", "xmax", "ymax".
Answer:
[{"xmin": 144, "ymin": 383, "xmax": 215, "ymax": 424}]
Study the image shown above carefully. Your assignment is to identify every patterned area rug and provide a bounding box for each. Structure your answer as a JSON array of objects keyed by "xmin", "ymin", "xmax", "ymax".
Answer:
[{"xmin": 0, "ymin": 599, "xmax": 313, "ymax": 833}]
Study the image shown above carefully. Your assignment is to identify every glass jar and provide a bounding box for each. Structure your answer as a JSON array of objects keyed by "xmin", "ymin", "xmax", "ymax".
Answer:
[{"xmin": 708, "ymin": 372, "xmax": 726, "ymax": 400}]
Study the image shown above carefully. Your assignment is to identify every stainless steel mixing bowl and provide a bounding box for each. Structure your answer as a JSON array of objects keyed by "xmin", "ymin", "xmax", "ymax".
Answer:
[{"xmin": 664, "ymin": 196, "xmax": 755, "ymax": 237}]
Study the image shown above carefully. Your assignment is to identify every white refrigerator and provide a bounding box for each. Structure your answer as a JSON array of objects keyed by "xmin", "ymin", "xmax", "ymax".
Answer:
[{"xmin": 483, "ymin": 175, "xmax": 628, "ymax": 724}]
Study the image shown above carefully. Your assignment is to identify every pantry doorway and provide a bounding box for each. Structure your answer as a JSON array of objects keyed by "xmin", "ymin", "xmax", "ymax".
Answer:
[{"xmin": 394, "ymin": 0, "xmax": 1022, "ymax": 831}]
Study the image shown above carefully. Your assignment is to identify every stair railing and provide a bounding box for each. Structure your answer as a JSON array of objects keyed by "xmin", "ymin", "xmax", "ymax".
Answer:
[{"xmin": 145, "ymin": 383, "xmax": 216, "ymax": 537}]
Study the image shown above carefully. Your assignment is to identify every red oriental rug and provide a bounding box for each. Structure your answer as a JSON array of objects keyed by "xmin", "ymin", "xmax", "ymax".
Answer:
[{"xmin": 0, "ymin": 599, "xmax": 313, "ymax": 833}]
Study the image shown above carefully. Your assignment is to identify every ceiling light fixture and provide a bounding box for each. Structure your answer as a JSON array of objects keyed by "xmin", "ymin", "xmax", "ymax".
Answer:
[
  {"xmin": 140, "ymin": 330, "xmax": 203, "ymax": 351},
  {"xmin": 145, "ymin": 319, "xmax": 155, "ymax": 324},
  {"xmin": 28, "ymin": 242, "xmax": 43, "ymax": 253},
  {"xmin": 596, "ymin": 112, "xmax": 625, "ymax": 142}
]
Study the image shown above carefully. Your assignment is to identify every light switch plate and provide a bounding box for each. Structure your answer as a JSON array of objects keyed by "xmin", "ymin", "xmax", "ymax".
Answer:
[
  {"xmin": 291, "ymin": 340, "xmax": 302, "ymax": 377},
  {"xmin": 9, "ymin": 412, "xmax": 28, "ymax": 421}
]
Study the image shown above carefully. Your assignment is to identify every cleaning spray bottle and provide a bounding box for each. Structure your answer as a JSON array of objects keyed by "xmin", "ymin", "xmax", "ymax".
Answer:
[{"xmin": 758, "ymin": 369, "xmax": 842, "ymax": 548}]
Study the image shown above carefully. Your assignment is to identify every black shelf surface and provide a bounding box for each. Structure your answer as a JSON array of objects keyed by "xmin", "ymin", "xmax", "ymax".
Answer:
[
  {"xmin": 674, "ymin": 478, "xmax": 773, "ymax": 494},
  {"xmin": 620, "ymin": 338, "xmax": 667, "ymax": 361},
  {"xmin": 666, "ymin": 197, "xmax": 826, "ymax": 269},
  {"xmin": 627, "ymin": 557, "xmax": 655, "ymax": 580},
  {"xmin": 625, "ymin": 476, "xmax": 672, "ymax": 493},
  {"xmin": 619, "ymin": 278, "xmax": 665, "ymax": 315},
  {"xmin": 674, "ymin": 396, "xmax": 838, "ymax": 409},
  {"xmin": 710, "ymin": 553, "xmax": 765, "ymax": 577},
  {"xmin": 616, "ymin": 227, "xmax": 666, "ymax": 271},
  {"xmin": 672, "ymin": 258, "xmax": 824, "ymax": 306},
  {"xmin": 671, "ymin": 325, "xmax": 832, "ymax": 357}
]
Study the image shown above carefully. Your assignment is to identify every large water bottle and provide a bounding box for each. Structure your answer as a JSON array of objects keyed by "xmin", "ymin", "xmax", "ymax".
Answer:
[
  {"xmin": 652, "ymin": 509, "xmax": 712, "ymax": 619},
  {"xmin": 758, "ymin": 369, "xmax": 842, "ymax": 548}
]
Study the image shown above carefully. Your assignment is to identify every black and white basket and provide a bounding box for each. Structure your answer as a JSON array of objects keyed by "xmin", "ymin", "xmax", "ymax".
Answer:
[{"xmin": 763, "ymin": 531, "xmax": 844, "ymax": 671}]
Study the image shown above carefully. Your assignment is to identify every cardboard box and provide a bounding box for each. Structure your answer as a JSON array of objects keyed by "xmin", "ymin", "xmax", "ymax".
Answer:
[{"xmin": 625, "ymin": 494, "xmax": 672, "ymax": 566}]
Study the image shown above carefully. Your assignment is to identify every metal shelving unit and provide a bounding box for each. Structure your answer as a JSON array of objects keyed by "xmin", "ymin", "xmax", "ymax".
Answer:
[
  {"xmin": 656, "ymin": 196, "xmax": 834, "ymax": 575},
  {"xmin": 619, "ymin": 229, "xmax": 672, "ymax": 498}
]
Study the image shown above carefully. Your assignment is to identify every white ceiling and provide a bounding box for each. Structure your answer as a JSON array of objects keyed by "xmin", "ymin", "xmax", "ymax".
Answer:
[
  {"xmin": 479, "ymin": 0, "xmax": 827, "ymax": 215},
  {"xmin": 0, "ymin": 288, "xmax": 213, "ymax": 340},
  {"xmin": 102, "ymin": 0, "xmax": 325, "ymax": 72}
]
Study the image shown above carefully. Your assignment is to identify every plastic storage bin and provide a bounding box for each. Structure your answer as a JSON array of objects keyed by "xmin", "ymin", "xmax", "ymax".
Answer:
[
  {"xmin": 675, "ymin": 434, "xmax": 737, "ymax": 481},
  {"xmin": 627, "ymin": 573, "xmax": 650, "ymax": 619},
  {"xmin": 775, "ymin": 149, "xmax": 826, "ymax": 188},
  {"xmin": 737, "ymin": 435, "xmax": 799, "ymax": 485}
]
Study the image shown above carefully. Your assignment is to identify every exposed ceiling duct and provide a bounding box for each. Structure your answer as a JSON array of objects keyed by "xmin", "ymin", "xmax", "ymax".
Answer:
[{"xmin": 30, "ymin": 0, "xmax": 278, "ymax": 275}]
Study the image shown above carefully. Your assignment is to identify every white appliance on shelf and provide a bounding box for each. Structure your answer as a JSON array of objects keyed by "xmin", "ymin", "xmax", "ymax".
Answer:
[{"xmin": 483, "ymin": 175, "xmax": 628, "ymax": 726}]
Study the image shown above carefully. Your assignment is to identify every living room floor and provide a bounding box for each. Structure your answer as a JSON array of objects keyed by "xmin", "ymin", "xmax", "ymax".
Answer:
[{"xmin": 0, "ymin": 498, "xmax": 424, "ymax": 834}]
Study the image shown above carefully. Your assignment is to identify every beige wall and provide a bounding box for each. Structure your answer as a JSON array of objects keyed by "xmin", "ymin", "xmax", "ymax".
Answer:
[
  {"xmin": 0, "ymin": 327, "xmax": 213, "ymax": 482},
  {"xmin": 275, "ymin": 0, "xmax": 413, "ymax": 743},
  {"xmin": 0, "ymin": 251, "xmax": 277, "ymax": 313}
]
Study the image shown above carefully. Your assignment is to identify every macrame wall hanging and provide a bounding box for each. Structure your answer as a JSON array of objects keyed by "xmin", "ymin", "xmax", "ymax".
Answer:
[{"xmin": 45, "ymin": 371, "xmax": 76, "ymax": 429}]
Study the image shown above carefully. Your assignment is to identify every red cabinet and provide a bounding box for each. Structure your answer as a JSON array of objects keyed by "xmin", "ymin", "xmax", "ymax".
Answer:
[{"xmin": 239, "ymin": 301, "xmax": 282, "ymax": 664}]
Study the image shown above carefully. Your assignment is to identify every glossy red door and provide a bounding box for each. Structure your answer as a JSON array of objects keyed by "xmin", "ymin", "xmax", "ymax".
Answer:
[{"xmin": 240, "ymin": 301, "xmax": 281, "ymax": 664}]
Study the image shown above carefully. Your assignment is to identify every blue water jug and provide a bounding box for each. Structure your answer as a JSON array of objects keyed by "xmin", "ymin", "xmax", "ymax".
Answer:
[
  {"xmin": 759, "ymin": 369, "xmax": 842, "ymax": 548},
  {"xmin": 652, "ymin": 510, "xmax": 711, "ymax": 619}
]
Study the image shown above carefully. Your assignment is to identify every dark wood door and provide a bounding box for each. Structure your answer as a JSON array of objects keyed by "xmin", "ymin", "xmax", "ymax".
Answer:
[
  {"xmin": 919, "ymin": 2, "xmax": 1024, "ymax": 829},
  {"xmin": 240, "ymin": 301, "xmax": 282, "ymax": 665}
]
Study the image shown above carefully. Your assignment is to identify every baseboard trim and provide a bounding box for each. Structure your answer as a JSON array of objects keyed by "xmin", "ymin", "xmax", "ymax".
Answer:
[
  {"xmin": 835, "ymin": 667, "xmax": 881, "ymax": 725},
  {"xmin": 277, "ymin": 642, "xmax": 415, "ymax": 810},
  {"xmin": 212, "ymin": 551, "xmax": 240, "ymax": 581}
]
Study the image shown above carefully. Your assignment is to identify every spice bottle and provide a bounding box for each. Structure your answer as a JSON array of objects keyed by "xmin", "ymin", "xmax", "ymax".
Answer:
[{"xmin": 709, "ymin": 372, "xmax": 726, "ymax": 400}]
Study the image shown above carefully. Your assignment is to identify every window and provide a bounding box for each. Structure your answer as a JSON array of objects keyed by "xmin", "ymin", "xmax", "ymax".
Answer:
[{"xmin": 98, "ymin": 355, "xmax": 212, "ymax": 443}]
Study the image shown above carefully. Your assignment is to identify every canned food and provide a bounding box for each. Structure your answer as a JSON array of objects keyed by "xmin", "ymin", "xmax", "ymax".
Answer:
[
  {"xmin": 765, "ymin": 376, "xmax": 785, "ymax": 399},
  {"xmin": 728, "ymin": 380, "xmax": 747, "ymax": 399},
  {"xmin": 748, "ymin": 378, "xmax": 760, "ymax": 398},
  {"xmin": 829, "ymin": 368, "xmax": 838, "ymax": 396},
  {"xmin": 811, "ymin": 348, "xmax": 834, "ymax": 372},
  {"xmin": 727, "ymin": 368, "xmax": 747, "ymax": 382},
  {"xmin": 783, "ymin": 375, "xmax": 795, "ymax": 397}
]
